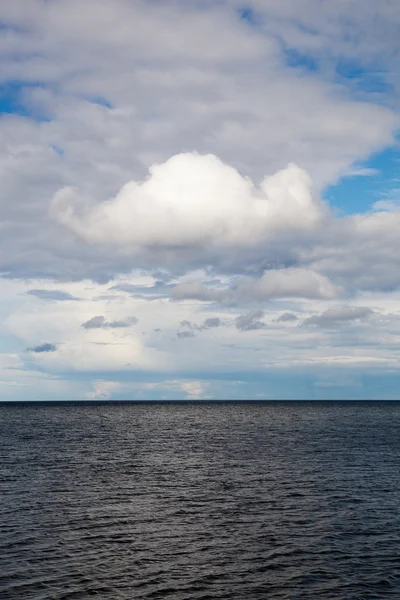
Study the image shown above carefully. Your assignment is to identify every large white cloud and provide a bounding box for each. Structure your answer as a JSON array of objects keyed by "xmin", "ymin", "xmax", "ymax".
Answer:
[{"xmin": 50, "ymin": 154, "xmax": 325, "ymax": 251}]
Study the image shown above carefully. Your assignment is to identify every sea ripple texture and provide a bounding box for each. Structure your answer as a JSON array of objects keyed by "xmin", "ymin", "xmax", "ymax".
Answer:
[{"xmin": 1, "ymin": 402, "xmax": 400, "ymax": 600}]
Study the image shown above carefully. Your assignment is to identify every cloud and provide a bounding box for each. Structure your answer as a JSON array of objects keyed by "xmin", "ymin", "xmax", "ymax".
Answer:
[
  {"xmin": 50, "ymin": 156, "xmax": 326, "ymax": 262},
  {"xmin": 27, "ymin": 343, "xmax": 58, "ymax": 353},
  {"xmin": 246, "ymin": 0, "xmax": 400, "ymax": 73},
  {"xmin": 179, "ymin": 380, "xmax": 211, "ymax": 400},
  {"xmin": 177, "ymin": 330, "xmax": 196, "ymax": 339},
  {"xmin": 81, "ymin": 316, "xmax": 106, "ymax": 329},
  {"xmin": 1, "ymin": 0, "xmax": 400, "ymax": 400},
  {"xmin": 87, "ymin": 380, "xmax": 120, "ymax": 400},
  {"xmin": 288, "ymin": 355, "xmax": 397, "ymax": 367},
  {"xmin": 180, "ymin": 317, "xmax": 222, "ymax": 331},
  {"xmin": 171, "ymin": 267, "xmax": 338, "ymax": 304},
  {"xmin": 26, "ymin": 289, "xmax": 80, "ymax": 301},
  {"xmin": 81, "ymin": 315, "xmax": 138, "ymax": 329},
  {"xmin": 372, "ymin": 192, "xmax": 400, "ymax": 213},
  {"xmin": 235, "ymin": 309, "xmax": 266, "ymax": 331},
  {"xmin": 176, "ymin": 316, "xmax": 222, "ymax": 339},
  {"xmin": 180, "ymin": 320, "xmax": 193, "ymax": 329},
  {"xmin": 276, "ymin": 312, "xmax": 298, "ymax": 322},
  {"xmin": 172, "ymin": 281, "xmax": 227, "ymax": 302},
  {"xmin": 235, "ymin": 268, "xmax": 339, "ymax": 300},
  {"xmin": 201, "ymin": 317, "xmax": 221, "ymax": 330},
  {"xmin": 346, "ymin": 167, "xmax": 380, "ymax": 177},
  {"xmin": 303, "ymin": 306, "xmax": 374, "ymax": 327},
  {"xmin": 144, "ymin": 379, "xmax": 211, "ymax": 399},
  {"xmin": 109, "ymin": 281, "xmax": 174, "ymax": 299},
  {"xmin": 0, "ymin": 0, "xmax": 397, "ymax": 287}
]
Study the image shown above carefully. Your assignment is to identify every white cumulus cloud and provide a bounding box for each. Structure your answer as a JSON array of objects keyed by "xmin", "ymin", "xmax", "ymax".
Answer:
[{"xmin": 50, "ymin": 154, "xmax": 325, "ymax": 254}]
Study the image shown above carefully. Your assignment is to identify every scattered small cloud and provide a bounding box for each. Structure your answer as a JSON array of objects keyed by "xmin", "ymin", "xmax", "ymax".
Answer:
[
  {"xmin": 109, "ymin": 281, "xmax": 174, "ymax": 298},
  {"xmin": 180, "ymin": 320, "xmax": 193, "ymax": 328},
  {"xmin": 179, "ymin": 380, "xmax": 211, "ymax": 400},
  {"xmin": 27, "ymin": 343, "xmax": 58, "ymax": 353},
  {"xmin": 172, "ymin": 281, "xmax": 227, "ymax": 302},
  {"xmin": 201, "ymin": 317, "xmax": 221, "ymax": 330},
  {"xmin": 180, "ymin": 317, "xmax": 222, "ymax": 332},
  {"xmin": 144, "ymin": 379, "xmax": 211, "ymax": 399},
  {"xmin": 177, "ymin": 330, "xmax": 196, "ymax": 339},
  {"xmin": 81, "ymin": 315, "xmax": 138, "ymax": 329},
  {"xmin": 276, "ymin": 312, "xmax": 298, "ymax": 322},
  {"xmin": 86, "ymin": 380, "xmax": 120, "ymax": 400},
  {"xmin": 27, "ymin": 289, "xmax": 80, "ymax": 301},
  {"xmin": 303, "ymin": 306, "xmax": 374, "ymax": 327},
  {"xmin": 346, "ymin": 167, "xmax": 380, "ymax": 177},
  {"xmin": 235, "ymin": 309, "xmax": 266, "ymax": 331},
  {"xmin": 82, "ymin": 316, "xmax": 106, "ymax": 329}
]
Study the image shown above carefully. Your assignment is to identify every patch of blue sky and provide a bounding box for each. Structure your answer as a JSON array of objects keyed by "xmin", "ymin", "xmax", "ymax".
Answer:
[
  {"xmin": 283, "ymin": 48, "xmax": 319, "ymax": 73},
  {"xmin": 324, "ymin": 145, "xmax": 400, "ymax": 215},
  {"xmin": 51, "ymin": 145, "xmax": 65, "ymax": 156},
  {"xmin": 237, "ymin": 7, "xmax": 257, "ymax": 25},
  {"xmin": 0, "ymin": 81, "xmax": 50, "ymax": 121},
  {"xmin": 335, "ymin": 60, "xmax": 395, "ymax": 100},
  {"xmin": 0, "ymin": 81, "xmax": 113, "ymax": 122},
  {"xmin": 0, "ymin": 333, "xmax": 23, "ymax": 354},
  {"xmin": 0, "ymin": 22, "xmax": 26, "ymax": 34},
  {"xmin": 282, "ymin": 47, "xmax": 394, "ymax": 101}
]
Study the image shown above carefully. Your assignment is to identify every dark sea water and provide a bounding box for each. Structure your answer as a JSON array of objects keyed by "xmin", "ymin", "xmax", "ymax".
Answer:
[{"xmin": 1, "ymin": 402, "xmax": 400, "ymax": 600}]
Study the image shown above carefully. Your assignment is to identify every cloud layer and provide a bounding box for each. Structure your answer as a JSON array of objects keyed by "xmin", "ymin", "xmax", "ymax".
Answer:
[{"xmin": 1, "ymin": 0, "xmax": 400, "ymax": 399}]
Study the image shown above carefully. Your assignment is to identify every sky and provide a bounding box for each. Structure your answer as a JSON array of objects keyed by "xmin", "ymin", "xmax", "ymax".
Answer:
[{"xmin": 0, "ymin": 0, "xmax": 400, "ymax": 401}]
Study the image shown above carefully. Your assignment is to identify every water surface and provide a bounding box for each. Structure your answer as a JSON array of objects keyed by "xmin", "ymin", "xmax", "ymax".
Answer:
[{"xmin": 1, "ymin": 402, "xmax": 399, "ymax": 599}]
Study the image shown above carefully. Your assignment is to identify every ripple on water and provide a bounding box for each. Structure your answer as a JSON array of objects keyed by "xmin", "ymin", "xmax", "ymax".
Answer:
[{"xmin": 1, "ymin": 402, "xmax": 400, "ymax": 600}]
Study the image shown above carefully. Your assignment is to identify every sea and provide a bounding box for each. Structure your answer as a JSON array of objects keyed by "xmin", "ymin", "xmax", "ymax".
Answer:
[{"xmin": 1, "ymin": 401, "xmax": 399, "ymax": 600}]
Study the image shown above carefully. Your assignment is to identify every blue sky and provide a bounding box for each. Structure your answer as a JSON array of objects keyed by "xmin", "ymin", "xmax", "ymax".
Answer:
[{"xmin": 0, "ymin": 0, "xmax": 400, "ymax": 400}]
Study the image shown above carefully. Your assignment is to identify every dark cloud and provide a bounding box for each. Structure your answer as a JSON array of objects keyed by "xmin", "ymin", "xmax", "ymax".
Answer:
[
  {"xmin": 180, "ymin": 320, "xmax": 193, "ymax": 329},
  {"xmin": 108, "ymin": 318, "xmax": 138, "ymax": 328},
  {"xmin": 303, "ymin": 306, "xmax": 374, "ymax": 327},
  {"xmin": 27, "ymin": 343, "xmax": 58, "ymax": 353},
  {"xmin": 276, "ymin": 312, "xmax": 298, "ymax": 322},
  {"xmin": 200, "ymin": 317, "xmax": 221, "ymax": 330},
  {"xmin": 26, "ymin": 289, "xmax": 80, "ymax": 301},
  {"xmin": 82, "ymin": 316, "xmax": 107, "ymax": 329},
  {"xmin": 81, "ymin": 315, "xmax": 138, "ymax": 329},
  {"xmin": 180, "ymin": 317, "xmax": 222, "ymax": 332},
  {"xmin": 177, "ymin": 330, "xmax": 196, "ymax": 339},
  {"xmin": 235, "ymin": 310, "xmax": 266, "ymax": 331}
]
